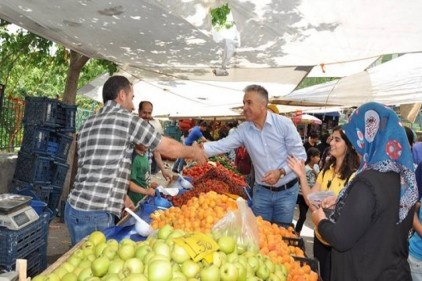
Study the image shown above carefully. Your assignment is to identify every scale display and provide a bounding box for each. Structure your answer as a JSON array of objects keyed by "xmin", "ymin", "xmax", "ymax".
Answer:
[{"xmin": 0, "ymin": 206, "xmax": 39, "ymax": 230}]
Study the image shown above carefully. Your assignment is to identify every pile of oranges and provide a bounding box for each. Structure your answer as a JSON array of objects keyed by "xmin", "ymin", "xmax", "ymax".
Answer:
[{"xmin": 150, "ymin": 191, "xmax": 238, "ymax": 233}]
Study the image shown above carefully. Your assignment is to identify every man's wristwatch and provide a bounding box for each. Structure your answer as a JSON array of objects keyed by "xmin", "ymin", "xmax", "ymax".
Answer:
[{"xmin": 278, "ymin": 168, "xmax": 285, "ymax": 178}]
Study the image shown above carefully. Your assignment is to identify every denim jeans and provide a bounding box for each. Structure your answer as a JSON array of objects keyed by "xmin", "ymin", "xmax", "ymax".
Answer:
[
  {"xmin": 64, "ymin": 201, "xmax": 115, "ymax": 246},
  {"xmin": 252, "ymin": 182, "xmax": 299, "ymax": 224},
  {"xmin": 409, "ymin": 254, "xmax": 422, "ymax": 281},
  {"xmin": 172, "ymin": 158, "xmax": 186, "ymax": 173}
]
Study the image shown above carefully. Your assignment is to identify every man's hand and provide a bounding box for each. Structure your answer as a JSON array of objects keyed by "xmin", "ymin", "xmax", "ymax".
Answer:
[
  {"xmin": 262, "ymin": 169, "xmax": 283, "ymax": 185},
  {"xmin": 191, "ymin": 142, "xmax": 208, "ymax": 165},
  {"xmin": 124, "ymin": 195, "xmax": 135, "ymax": 210},
  {"xmin": 161, "ymin": 170, "xmax": 172, "ymax": 181}
]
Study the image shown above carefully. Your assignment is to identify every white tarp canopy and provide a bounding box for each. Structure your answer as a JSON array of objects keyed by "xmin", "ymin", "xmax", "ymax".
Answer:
[
  {"xmin": 1, "ymin": 0, "xmax": 422, "ymax": 79},
  {"xmin": 78, "ymin": 73, "xmax": 300, "ymax": 117},
  {"xmin": 272, "ymin": 53, "xmax": 422, "ymax": 107}
]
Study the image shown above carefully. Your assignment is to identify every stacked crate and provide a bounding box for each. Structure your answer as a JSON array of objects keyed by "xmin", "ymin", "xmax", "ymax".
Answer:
[
  {"xmin": 0, "ymin": 212, "xmax": 50, "ymax": 277},
  {"xmin": 11, "ymin": 96, "xmax": 76, "ymax": 217}
]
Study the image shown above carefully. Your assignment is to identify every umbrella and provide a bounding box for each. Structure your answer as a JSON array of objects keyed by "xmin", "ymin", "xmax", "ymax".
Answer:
[{"xmin": 291, "ymin": 114, "xmax": 322, "ymax": 125}]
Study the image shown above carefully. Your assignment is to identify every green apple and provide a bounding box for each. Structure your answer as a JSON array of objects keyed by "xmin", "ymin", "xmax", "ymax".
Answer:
[
  {"xmin": 88, "ymin": 231, "xmax": 106, "ymax": 246},
  {"xmin": 101, "ymin": 273, "xmax": 121, "ymax": 281},
  {"xmin": 123, "ymin": 273, "xmax": 148, "ymax": 281},
  {"xmin": 265, "ymin": 258, "xmax": 275, "ymax": 273},
  {"xmin": 102, "ymin": 246, "xmax": 118, "ymax": 260},
  {"xmin": 77, "ymin": 267, "xmax": 92, "ymax": 281},
  {"xmin": 118, "ymin": 244, "xmax": 136, "ymax": 260},
  {"xmin": 78, "ymin": 259, "xmax": 92, "ymax": 270},
  {"xmin": 120, "ymin": 238, "xmax": 136, "ymax": 247},
  {"xmin": 108, "ymin": 259, "xmax": 124, "ymax": 274},
  {"xmin": 142, "ymin": 251, "xmax": 156, "ymax": 264},
  {"xmin": 83, "ymin": 277, "xmax": 101, "ymax": 281},
  {"xmin": 91, "ymin": 257, "xmax": 110, "ymax": 277},
  {"xmin": 212, "ymin": 252, "xmax": 227, "ymax": 268},
  {"xmin": 81, "ymin": 241, "xmax": 95, "ymax": 257},
  {"xmin": 200, "ymin": 265, "xmax": 220, "ymax": 281},
  {"xmin": 61, "ymin": 272, "xmax": 78, "ymax": 281},
  {"xmin": 236, "ymin": 244, "xmax": 247, "ymax": 255},
  {"xmin": 146, "ymin": 254, "xmax": 170, "ymax": 266},
  {"xmin": 226, "ymin": 252, "xmax": 238, "ymax": 263},
  {"xmin": 107, "ymin": 239, "xmax": 119, "ymax": 249},
  {"xmin": 61, "ymin": 262, "xmax": 75, "ymax": 273},
  {"xmin": 52, "ymin": 266, "xmax": 68, "ymax": 279},
  {"xmin": 86, "ymin": 254, "xmax": 96, "ymax": 262},
  {"xmin": 172, "ymin": 263, "xmax": 181, "ymax": 272},
  {"xmin": 256, "ymin": 261, "xmax": 270, "ymax": 280},
  {"xmin": 268, "ymin": 273, "xmax": 283, "ymax": 281},
  {"xmin": 122, "ymin": 258, "xmax": 144, "ymax": 276},
  {"xmin": 247, "ymin": 256, "xmax": 259, "ymax": 273},
  {"xmin": 158, "ymin": 224, "xmax": 174, "ymax": 240},
  {"xmin": 44, "ymin": 273, "xmax": 60, "ymax": 281},
  {"xmin": 217, "ymin": 236, "xmax": 236, "ymax": 255},
  {"xmin": 219, "ymin": 263, "xmax": 238, "ymax": 281},
  {"xmin": 181, "ymin": 260, "xmax": 201, "ymax": 278},
  {"xmin": 95, "ymin": 242, "xmax": 107, "ymax": 257},
  {"xmin": 135, "ymin": 244, "xmax": 152, "ymax": 260},
  {"xmin": 171, "ymin": 243, "xmax": 191, "ymax": 264},
  {"xmin": 152, "ymin": 241, "xmax": 171, "ymax": 258},
  {"xmin": 67, "ymin": 255, "xmax": 81, "ymax": 267},
  {"xmin": 167, "ymin": 229, "xmax": 185, "ymax": 239},
  {"xmin": 172, "ymin": 271, "xmax": 188, "ymax": 281},
  {"xmin": 234, "ymin": 262, "xmax": 247, "ymax": 281},
  {"xmin": 72, "ymin": 249, "xmax": 85, "ymax": 260},
  {"xmin": 148, "ymin": 260, "xmax": 173, "ymax": 281}
]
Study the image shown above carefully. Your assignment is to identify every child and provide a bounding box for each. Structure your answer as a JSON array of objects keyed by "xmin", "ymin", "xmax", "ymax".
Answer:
[
  {"xmin": 128, "ymin": 144, "xmax": 158, "ymax": 206},
  {"xmin": 295, "ymin": 147, "xmax": 320, "ymax": 235}
]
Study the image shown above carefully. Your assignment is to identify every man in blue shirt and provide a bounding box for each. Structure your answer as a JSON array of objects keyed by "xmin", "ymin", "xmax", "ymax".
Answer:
[
  {"xmin": 172, "ymin": 121, "xmax": 208, "ymax": 173},
  {"xmin": 203, "ymin": 85, "xmax": 306, "ymax": 224}
]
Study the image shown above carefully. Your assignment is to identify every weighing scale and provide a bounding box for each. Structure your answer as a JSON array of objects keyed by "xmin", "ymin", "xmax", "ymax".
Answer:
[{"xmin": 0, "ymin": 194, "xmax": 39, "ymax": 230}]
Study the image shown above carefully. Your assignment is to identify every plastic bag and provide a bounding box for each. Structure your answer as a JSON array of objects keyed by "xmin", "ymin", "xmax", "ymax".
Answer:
[{"xmin": 211, "ymin": 197, "xmax": 259, "ymax": 252}]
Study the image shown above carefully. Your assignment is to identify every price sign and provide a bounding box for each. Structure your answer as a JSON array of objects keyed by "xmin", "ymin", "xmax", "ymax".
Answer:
[{"xmin": 174, "ymin": 232, "xmax": 219, "ymax": 263}]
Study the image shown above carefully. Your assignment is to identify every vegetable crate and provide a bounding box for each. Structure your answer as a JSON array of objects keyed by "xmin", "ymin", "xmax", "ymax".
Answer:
[
  {"xmin": 23, "ymin": 97, "xmax": 60, "ymax": 127},
  {"xmin": 47, "ymin": 185, "xmax": 64, "ymax": 217},
  {"xmin": 13, "ymin": 152, "xmax": 52, "ymax": 184},
  {"xmin": 56, "ymin": 104, "xmax": 77, "ymax": 133},
  {"xmin": 20, "ymin": 125, "xmax": 73, "ymax": 161},
  {"xmin": 0, "ymin": 212, "xmax": 49, "ymax": 273},
  {"xmin": 292, "ymin": 256, "xmax": 322, "ymax": 280}
]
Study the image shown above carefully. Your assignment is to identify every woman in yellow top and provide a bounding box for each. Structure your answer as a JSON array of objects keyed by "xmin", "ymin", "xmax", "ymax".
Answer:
[{"xmin": 288, "ymin": 125, "xmax": 360, "ymax": 281}]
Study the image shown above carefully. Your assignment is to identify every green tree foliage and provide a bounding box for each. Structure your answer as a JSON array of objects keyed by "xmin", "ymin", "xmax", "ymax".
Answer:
[{"xmin": 0, "ymin": 20, "xmax": 116, "ymax": 109}]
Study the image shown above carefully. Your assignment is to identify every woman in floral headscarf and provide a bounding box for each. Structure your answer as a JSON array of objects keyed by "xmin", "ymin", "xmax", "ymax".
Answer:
[{"xmin": 308, "ymin": 102, "xmax": 417, "ymax": 280}]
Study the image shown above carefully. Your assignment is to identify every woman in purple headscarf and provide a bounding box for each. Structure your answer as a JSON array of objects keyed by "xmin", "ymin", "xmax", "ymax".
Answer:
[{"xmin": 298, "ymin": 102, "xmax": 417, "ymax": 280}]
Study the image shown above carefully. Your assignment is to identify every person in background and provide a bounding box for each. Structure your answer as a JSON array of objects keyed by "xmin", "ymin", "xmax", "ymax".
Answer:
[
  {"xmin": 204, "ymin": 84, "xmax": 306, "ymax": 224},
  {"xmin": 227, "ymin": 122, "xmax": 237, "ymax": 162},
  {"xmin": 172, "ymin": 120, "xmax": 208, "ymax": 173},
  {"xmin": 288, "ymin": 126, "xmax": 360, "ymax": 281},
  {"xmin": 303, "ymin": 130, "xmax": 319, "ymax": 152},
  {"xmin": 138, "ymin": 101, "xmax": 171, "ymax": 181},
  {"xmin": 127, "ymin": 144, "xmax": 157, "ymax": 206},
  {"xmin": 312, "ymin": 102, "xmax": 417, "ymax": 281},
  {"xmin": 317, "ymin": 132, "xmax": 330, "ymax": 157},
  {"xmin": 295, "ymin": 147, "xmax": 320, "ymax": 235},
  {"xmin": 65, "ymin": 75, "xmax": 207, "ymax": 246},
  {"xmin": 413, "ymin": 135, "xmax": 422, "ymax": 165}
]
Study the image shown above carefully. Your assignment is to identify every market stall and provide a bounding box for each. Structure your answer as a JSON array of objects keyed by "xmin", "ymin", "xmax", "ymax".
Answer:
[{"xmin": 32, "ymin": 160, "xmax": 320, "ymax": 281}]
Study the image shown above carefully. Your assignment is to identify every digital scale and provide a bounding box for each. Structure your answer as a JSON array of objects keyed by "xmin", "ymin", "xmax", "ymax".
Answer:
[{"xmin": 0, "ymin": 194, "xmax": 39, "ymax": 230}]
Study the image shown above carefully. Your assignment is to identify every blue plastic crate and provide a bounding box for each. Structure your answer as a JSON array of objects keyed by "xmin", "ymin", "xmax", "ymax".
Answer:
[
  {"xmin": 14, "ymin": 152, "xmax": 52, "ymax": 184},
  {"xmin": 11, "ymin": 184, "xmax": 53, "ymax": 204},
  {"xmin": 48, "ymin": 186, "xmax": 63, "ymax": 217},
  {"xmin": 56, "ymin": 104, "xmax": 77, "ymax": 133},
  {"xmin": 51, "ymin": 161, "xmax": 69, "ymax": 187},
  {"xmin": 0, "ymin": 212, "xmax": 49, "ymax": 267},
  {"xmin": 55, "ymin": 133, "xmax": 73, "ymax": 161},
  {"xmin": 0, "ymin": 243, "xmax": 47, "ymax": 277},
  {"xmin": 20, "ymin": 126, "xmax": 57, "ymax": 156},
  {"xmin": 23, "ymin": 96, "xmax": 60, "ymax": 127}
]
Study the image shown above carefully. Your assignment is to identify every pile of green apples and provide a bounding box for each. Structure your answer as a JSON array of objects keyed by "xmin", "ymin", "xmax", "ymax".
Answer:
[{"xmin": 32, "ymin": 225, "xmax": 287, "ymax": 281}]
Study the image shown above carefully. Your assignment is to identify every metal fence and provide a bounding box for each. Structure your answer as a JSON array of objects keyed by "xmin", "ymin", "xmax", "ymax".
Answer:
[{"xmin": 0, "ymin": 94, "xmax": 94, "ymax": 152}]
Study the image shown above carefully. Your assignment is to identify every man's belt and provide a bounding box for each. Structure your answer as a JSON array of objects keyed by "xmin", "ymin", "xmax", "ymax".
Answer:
[{"xmin": 261, "ymin": 178, "xmax": 298, "ymax": 192}]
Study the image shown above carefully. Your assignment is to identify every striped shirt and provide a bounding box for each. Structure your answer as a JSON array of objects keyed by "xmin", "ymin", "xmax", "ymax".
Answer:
[{"xmin": 68, "ymin": 101, "xmax": 161, "ymax": 217}]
